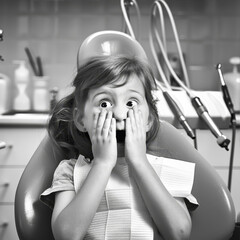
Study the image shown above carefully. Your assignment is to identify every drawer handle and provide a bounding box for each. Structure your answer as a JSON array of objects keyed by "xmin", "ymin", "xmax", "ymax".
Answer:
[
  {"xmin": 0, "ymin": 142, "xmax": 13, "ymax": 150},
  {"xmin": 0, "ymin": 142, "xmax": 6, "ymax": 149},
  {"xmin": 0, "ymin": 182, "xmax": 9, "ymax": 187},
  {"xmin": 0, "ymin": 221, "xmax": 8, "ymax": 228}
]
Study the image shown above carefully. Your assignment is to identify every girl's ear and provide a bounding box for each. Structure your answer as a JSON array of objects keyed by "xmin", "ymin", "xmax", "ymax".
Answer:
[{"xmin": 73, "ymin": 108, "xmax": 87, "ymax": 132}]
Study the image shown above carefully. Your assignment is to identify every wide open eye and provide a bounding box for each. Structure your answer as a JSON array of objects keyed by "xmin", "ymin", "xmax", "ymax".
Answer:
[
  {"xmin": 126, "ymin": 100, "xmax": 138, "ymax": 108},
  {"xmin": 99, "ymin": 100, "xmax": 112, "ymax": 109}
]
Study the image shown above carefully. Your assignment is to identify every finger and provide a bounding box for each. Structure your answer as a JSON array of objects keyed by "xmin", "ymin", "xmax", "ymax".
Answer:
[
  {"xmin": 133, "ymin": 106, "xmax": 141, "ymax": 129},
  {"xmin": 96, "ymin": 110, "xmax": 107, "ymax": 135},
  {"xmin": 92, "ymin": 112, "xmax": 99, "ymax": 137},
  {"xmin": 125, "ymin": 116, "xmax": 132, "ymax": 139},
  {"xmin": 128, "ymin": 109, "xmax": 136, "ymax": 132},
  {"xmin": 138, "ymin": 110, "xmax": 145, "ymax": 136},
  {"xmin": 109, "ymin": 117, "xmax": 116, "ymax": 139},
  {"xmin": 102, "ymin": 111, "xmax": 112, "ymax": 138}
]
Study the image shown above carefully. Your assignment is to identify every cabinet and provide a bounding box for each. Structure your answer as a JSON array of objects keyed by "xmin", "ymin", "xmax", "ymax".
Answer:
[
  {"xmin": 0, "ymin": 125, "xmax": 46, "ymax": 240},
  {"xmin": 180, "ymin": 127, "xmax": 240, "ymax": 216},
  {"xmin": 195, "ymin": 129, "xmax": 240, "ymax": 217}
]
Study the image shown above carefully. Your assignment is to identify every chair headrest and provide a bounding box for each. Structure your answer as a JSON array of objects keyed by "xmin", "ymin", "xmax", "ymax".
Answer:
[{"xmin": 77, "ymin": 30, "xmax": 148, "ymax": 68}]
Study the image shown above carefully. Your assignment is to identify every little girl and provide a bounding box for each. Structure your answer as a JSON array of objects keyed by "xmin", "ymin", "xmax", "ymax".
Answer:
[{"xmin": 41, "ymin": 55, "xmax": 198, "ymax": 240}]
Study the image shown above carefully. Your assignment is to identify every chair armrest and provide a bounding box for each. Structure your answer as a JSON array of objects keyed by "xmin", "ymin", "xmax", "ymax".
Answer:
[{"xmin": 148, "ymin": 121, "xmax": 236, "ymax": 240}]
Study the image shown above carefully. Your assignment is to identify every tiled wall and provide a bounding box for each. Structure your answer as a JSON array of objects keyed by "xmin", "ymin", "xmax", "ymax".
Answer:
[{"xmin": 1, "ymin": 0, "xmax": 240, "ymax": 97}]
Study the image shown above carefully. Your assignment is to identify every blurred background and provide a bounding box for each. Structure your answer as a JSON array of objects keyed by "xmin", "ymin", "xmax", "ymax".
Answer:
[
  {"xmin": 1, "ymin": 0, "xmax": 240, "ymax": 96},
  {"xmin": 1, "ymin": 1, "xmax": 240, "ymax": 239}
]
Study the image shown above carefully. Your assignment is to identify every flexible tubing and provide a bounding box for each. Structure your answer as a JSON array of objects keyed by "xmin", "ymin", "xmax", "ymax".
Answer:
[
  {"xmin": 150, "ymin": 4, "xmax": 193, "ymax": 96},
  {"xmin": 157, "ymin": 0, "xmax": 190, "ymax": 88},
  {"xmin": 120, "ymin": 0, "xmax": 141, "ymax": 40},
  {"xmin": 153, "ymin": 1, "xmax": 171, "ymax": 82},
  {"xmin": 149, "ymin": 23, "xmax": 172, "ymax": 90},
  {"xmin": 150, "ymin": 0, "xmax": 191, "ymax": 89}
]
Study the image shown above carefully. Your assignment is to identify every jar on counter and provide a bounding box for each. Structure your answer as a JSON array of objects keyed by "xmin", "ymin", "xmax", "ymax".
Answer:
[
  {"xmin": 224, "ymin": 57, "xmax": 240, "ymax": 113},
  {"xmin": 50, "ymin": 87, "xmax": 59, "ymax": 111},
  {"xmin": 33, "ymin": 76, "xmax": 50, "ymax": 112},
  {"xmin": 0, "ymin": 73, "xmax": 9, "ymax": 114},
  {"xmin": 13, "ymin": 60, "xmax": 31, "ymax": 112}
]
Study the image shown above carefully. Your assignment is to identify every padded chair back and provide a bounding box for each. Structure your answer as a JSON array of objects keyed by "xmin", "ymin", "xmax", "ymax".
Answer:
[{"xmin": 15, "ymin": 121, "xmax": 236, "ymax": 240}]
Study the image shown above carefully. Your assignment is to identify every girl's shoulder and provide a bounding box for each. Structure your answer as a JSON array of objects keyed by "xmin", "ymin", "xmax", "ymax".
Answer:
[
  {"xmin": 40, "ymin": 158, "xmax": 78, "ymax": 209},
  {"xmin": 54, "ymin": 158, "xmax": 78, "ymax": 179}
]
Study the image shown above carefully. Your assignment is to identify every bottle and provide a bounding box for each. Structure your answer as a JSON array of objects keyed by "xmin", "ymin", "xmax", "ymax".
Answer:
[
  {"xmin": 13, "ymin": 60, "xmax": 31, "ymax": 112},
  {"xmin": 50, "ymin": 87, "xmax": 59, "ymax": 111},
  {"xmin": 224, "ymin": 57, "xmax": 240, "ymax": 113},
  {"xmin": 33, "ymin": 76, "xmax": 50, "ymax": 112},
  {"xmin": 0, "ymin": 73, "xmax": 9, "ymax": 114}
]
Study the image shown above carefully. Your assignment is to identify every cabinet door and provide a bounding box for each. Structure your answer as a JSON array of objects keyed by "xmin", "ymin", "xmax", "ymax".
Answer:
[
  {"xmin": 196, "ymin": 129, "xmax": 240, "ymax": 216},
  {"xmin": 0, "ymin": 205, "xmax": 18, "ymax": 240},
  {"xmin": 0, "ymin": 128, "xmax": 46, "ymax": 166},
  {"xmin": 0, "ymin": 168, "xmax": 24, "ymax": 203}
]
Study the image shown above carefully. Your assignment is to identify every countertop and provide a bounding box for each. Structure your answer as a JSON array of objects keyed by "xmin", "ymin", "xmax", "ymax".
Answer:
[
  {"xmin": 0, "ymin": 90, "xmax": 239, "ymax": 128},
  {"xmin": 0, "ymin": 111, "xmax": 238, "ymax": 129},
  {"xmin": 0, "ymin": 113, "xmax": 49, "ymax": 126}
]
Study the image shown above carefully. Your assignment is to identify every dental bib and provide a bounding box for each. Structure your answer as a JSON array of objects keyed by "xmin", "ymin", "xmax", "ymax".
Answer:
[{"xmin": 73, "ymin": 154, "xmax": 197, "ymax": 239}]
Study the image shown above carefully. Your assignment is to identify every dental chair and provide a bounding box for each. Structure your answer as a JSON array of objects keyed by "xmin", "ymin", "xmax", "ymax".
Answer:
[{"xmin": 15, "ymin": 31, "xmax": 237, "ymax": 240}]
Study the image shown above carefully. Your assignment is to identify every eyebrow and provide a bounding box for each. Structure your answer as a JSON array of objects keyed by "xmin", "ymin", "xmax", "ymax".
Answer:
[
  {"xmin": 128, "ymin": 89, "xmax": 145, "ymax": 98},
  {"xmin": 92, "ymin": 91, "xmax": 112, "ymax": 100},
  {"xmin": 92, "ymin": 89, "xmax": 144, "ymax": 100}
]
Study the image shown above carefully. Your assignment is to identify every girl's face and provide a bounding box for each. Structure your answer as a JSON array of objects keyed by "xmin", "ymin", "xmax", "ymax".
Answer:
[{"xmin": 78, "ymin": 75, "xmax": 150, "ymax": 139}]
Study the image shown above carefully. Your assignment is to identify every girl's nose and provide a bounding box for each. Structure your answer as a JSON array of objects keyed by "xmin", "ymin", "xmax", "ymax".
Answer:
[{"xmin": 112, "ymin": 105, "xmax": 128, "ymax": 122}]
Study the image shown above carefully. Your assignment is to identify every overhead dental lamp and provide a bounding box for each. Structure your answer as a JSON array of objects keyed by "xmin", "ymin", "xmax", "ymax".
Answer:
[{"xmin": 77, "ymin": 30, "xmax": 147, "ymax": 68}]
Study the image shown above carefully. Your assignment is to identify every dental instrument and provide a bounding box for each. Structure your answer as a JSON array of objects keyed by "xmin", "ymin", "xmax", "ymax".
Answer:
[
  {"xmin": 24, "ymin": 47, "xmax": 44, "ymax": 77},
  {"xmin": 150, "ymin": 0, "xmax": 230, "ymax": 150},
  {"xmin": 0, "ymin": 29, "xmax": 3, "ymax": 61},
  {"xmin": 25, "ymin": 47, "xmax": 39, "ymax": 76},
  {"xmin": 217, "ymin": 63, "xmax": 237, "ymax": 191},
  {"xmin": 217, "ymin": 64, "xmax": 236, "ymax": 122},
  {"xmin": 0, "ymin": 29, "xmax": 3, "ymax": 41},
  {"xmin": 161, "ymin": 90, "xmax": 196, "ymax": 139},
  {"xmin": 149, "ymin": 27, "xmax": 195, "ymax": 139},
  {"xmin": 36, "ymin": 56, "xmax": 44, "ymax": 76}
]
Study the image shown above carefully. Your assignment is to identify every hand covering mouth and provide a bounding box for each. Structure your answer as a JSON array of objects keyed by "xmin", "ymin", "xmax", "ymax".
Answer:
[{"xmin": 116, "ymin": 130, "xmax": 126, "ymax": 143}]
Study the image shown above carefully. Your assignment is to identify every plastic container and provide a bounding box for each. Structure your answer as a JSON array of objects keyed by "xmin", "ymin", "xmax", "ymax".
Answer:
[
  {"xmin": 0, "ymin": 73, "xmax": 10, "ymax": 114},
  {"xmin": 13, "ymin": 60, "xmax": 31, "ymax": 111},
  {"xmin": 224, "ymin": 57, "xmax": 240, "ymax": 112},
  {"xmin": 33, "ymin": 76, "xmax": 50, "ymax": 112},
  {"xmin": 50, "ymin": 87, "xmax": 59, "ymax": 111}
]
